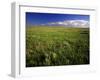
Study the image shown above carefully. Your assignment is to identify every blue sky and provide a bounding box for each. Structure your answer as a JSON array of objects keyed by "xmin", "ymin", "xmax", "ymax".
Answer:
[{"xmin": 26, "ymin": 12, "xmax": 89, "ymax": 27}]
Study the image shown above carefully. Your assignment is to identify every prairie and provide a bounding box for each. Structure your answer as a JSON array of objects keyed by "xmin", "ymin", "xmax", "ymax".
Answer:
[{"xmin": 26, "ymin": 26, "xmax": 89, "ymax": 67}]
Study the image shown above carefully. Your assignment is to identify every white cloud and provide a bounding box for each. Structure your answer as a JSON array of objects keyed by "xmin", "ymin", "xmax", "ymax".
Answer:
[{"xmin": 46, "ymin": 20, "xmax": 89, "ymax": 28}]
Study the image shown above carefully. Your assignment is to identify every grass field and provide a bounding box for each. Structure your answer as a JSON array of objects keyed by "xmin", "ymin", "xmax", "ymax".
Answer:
[{"xmin": 26, "ymin": 26, "xmax": 89, "ymax": 67}]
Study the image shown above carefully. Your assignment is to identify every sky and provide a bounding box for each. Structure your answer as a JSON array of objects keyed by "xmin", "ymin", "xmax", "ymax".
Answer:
[{"xmin": 26, "ymin": 12, "xmax": 90, "ymax": 27}]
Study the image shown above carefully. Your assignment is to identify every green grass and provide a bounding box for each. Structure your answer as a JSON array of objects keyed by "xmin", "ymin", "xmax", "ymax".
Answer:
[{"xmin": 26, "ymin": 26, "xmax": 89, "ymax": 67}]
